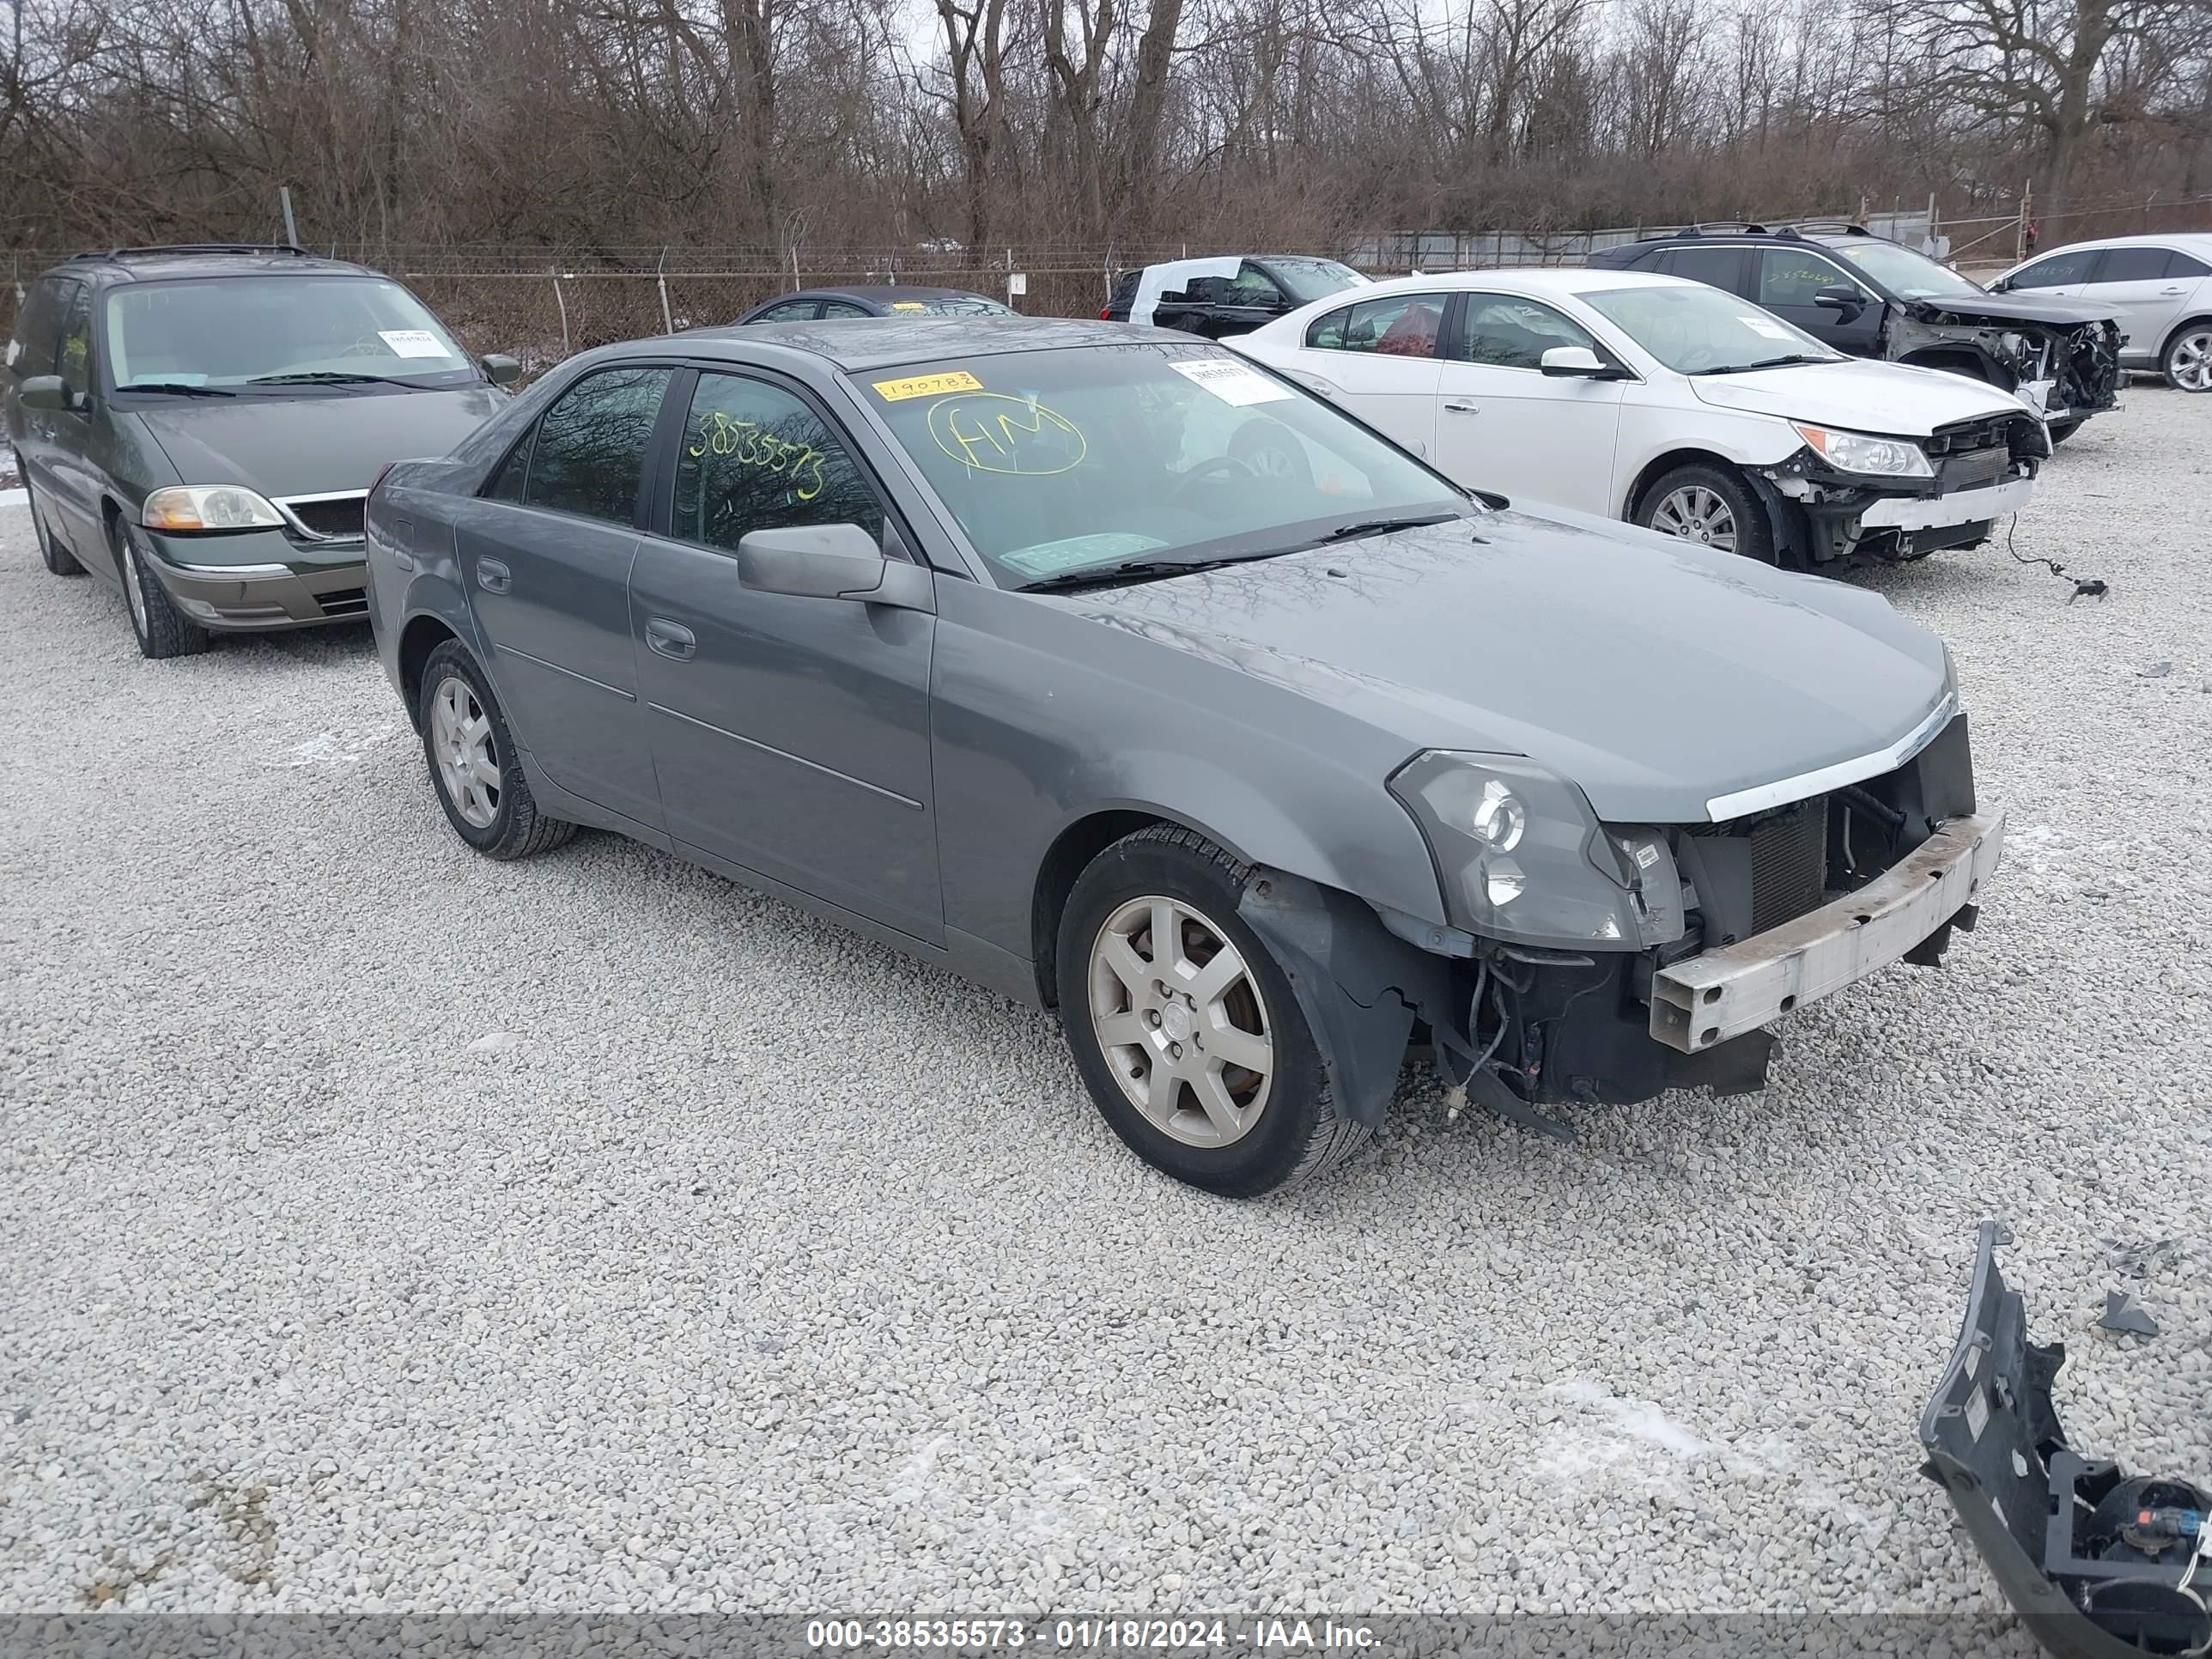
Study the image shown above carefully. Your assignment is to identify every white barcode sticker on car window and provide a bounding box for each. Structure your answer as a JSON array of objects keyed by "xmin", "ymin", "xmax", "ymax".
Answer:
[
  {"xmin": 1744, "ymin": 318, "xmax": 1795, "ymax": 340},
  {"xmin": 378, "ymin": 330, "xmax": 451, "ymax": 358},
  {"xmin": 1170, "ymin": 358, "xmax": 1295, "ymax": 405}
]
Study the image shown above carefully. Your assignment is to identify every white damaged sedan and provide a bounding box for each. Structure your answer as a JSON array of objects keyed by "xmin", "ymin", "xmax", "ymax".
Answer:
[{"xmin": 1231, "ymin": 268, "xmax": 2048, "ymax": 570}]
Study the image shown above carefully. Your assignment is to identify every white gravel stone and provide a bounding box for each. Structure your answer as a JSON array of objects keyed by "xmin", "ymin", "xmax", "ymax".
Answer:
[{"xmin": 1, "ymin": 386, "xmax": 2207, "ymax": 1632}]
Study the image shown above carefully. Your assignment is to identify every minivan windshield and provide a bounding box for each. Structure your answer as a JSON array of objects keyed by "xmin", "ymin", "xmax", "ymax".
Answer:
[
  {"xmin": 1581, "ymin": 283, "xmax": 1847, "ymax": 374},
  {"xmin": 104, "ymin": 276, "xmax": 478, "ymax": 392},
  {"xmin": 1826, "ymin": 241, "xmax": 1984, "ymax": 300},
  {"xmin": 860, "ymin": 344, "xmax": 1466, "ymax": 587}
]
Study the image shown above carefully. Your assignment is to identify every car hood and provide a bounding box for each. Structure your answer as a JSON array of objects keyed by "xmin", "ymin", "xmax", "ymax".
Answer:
[
  {"xmin": 1055, "ymin": 511, "xmax": 1950, "ymax": 825},
  {"xmin": 1687, "ymin": 357, "xmax": 2026, "ymax": 434},
  {"xmin": 1904, "ymin": 291, "xmax": 2119, "ymax": 327},
  {"xmin": 134, "ymin": 386, "xmax": 507, "ymax": 496}
]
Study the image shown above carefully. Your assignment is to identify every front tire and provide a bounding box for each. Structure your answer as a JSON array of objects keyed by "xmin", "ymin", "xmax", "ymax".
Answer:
[
  {"xmin": 21, "ymin": 466, "xmax": 85, "ymax": 575},
  {"xmin": 1634, "ymin": 463, "xmax": 1776, "ymax": 563},
  {"xmin": 1054, "ymin": 824, "xmax": 1367, "ymax": 1198},
  {"xmin": 2162, "ymin": 324, "xmax": 2212, "ymax": 392},
  {"xmin": 416, "ymin": 640, "xmax": 577, "ymax": 860},
  {"xmin": 117, "ymin": 520, "xmax": 210, "ymax": 659}
]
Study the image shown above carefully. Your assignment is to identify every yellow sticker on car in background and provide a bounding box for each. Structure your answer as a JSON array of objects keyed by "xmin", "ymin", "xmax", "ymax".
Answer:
[
  {"xmin": 873, "ymin": 370, "xmax": 984, "ymax": 401},
  {"xmin": 889, "ymin": 301, "xmax": 929, "ymax": 313}
]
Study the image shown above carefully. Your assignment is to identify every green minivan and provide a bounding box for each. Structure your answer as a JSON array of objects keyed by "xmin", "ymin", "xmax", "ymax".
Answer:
[{"xmin": 4, "ymin": 244, "xmax": 519, "ymax": 658}]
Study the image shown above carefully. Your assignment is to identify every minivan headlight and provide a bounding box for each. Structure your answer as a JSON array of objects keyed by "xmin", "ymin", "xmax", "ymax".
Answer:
[
  {"xmin": 1389, "ymin": 752, "xmax": 1686, "ymax": 951},
  {"xmin": 1789, "ymin": 423, "xmax": 1934, "ymax": 478},
  {"xmin": 143, "ymin": 485, "xmax": 286, "ymax": 532}
]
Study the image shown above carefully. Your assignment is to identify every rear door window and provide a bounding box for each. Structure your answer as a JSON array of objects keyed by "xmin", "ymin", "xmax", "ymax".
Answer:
[
  {"xmin": 1654, "ymin": 246, "xmax": 1747, "ymax": 294},
  {"xmin": 1306, "ymin": 294, "xmax": 1447, "ymax": 356},
  {"xmin": 7, "ymin": 276, "xmax": 66, "ymax": 379},
  {"xmin": 2095, "ymin": 247, "xmax": 2172, "ymax": 283},
  {"xmin": 519, "ymin": 366, "xmax": 674, "ymax": 526},
  {"xmin": 751, "ymin": 299, "xmax": 821, "ymax": 323}
]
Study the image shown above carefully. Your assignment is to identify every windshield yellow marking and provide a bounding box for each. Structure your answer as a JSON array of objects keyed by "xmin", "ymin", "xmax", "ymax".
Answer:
[
  {"xmin": 873, "ymin": 370, "xmax": 983, "ymax": 401},
  {"xmin": 927, "ymin": 392, "xmax": 1085, "ymax": 475}
]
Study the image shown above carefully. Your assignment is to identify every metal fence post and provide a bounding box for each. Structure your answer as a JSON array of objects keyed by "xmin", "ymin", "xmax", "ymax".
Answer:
[
  {"xmin": 657, "ymin": 247, "xmax": 674, "ymax": 335},
  {"xmin": 551, "ymin": 269, "xmax": 571, "ymax": 357}
]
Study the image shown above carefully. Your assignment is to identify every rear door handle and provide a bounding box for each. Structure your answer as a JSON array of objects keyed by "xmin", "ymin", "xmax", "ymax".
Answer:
[
  {"xmin": 646, "ymin": 617, "xmax": 696, "ymax": 660},
  {"xmin": 476, "ymin": 557, "xmax": 510, "ymax": 594},
  {"xmin": 1443, "ymin": 401, "xmax": 1480, "ymax": 415},
  {"xmin": 2160, "ymin": 286, "xmax": 2187, "ymax": 296}
]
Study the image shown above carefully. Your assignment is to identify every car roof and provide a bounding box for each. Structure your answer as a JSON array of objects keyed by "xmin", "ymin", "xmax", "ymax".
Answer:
[
  {"xmin": 2035, "ymin": 233, "xmax": 2212, "ymax": 253},
  {"xmin": 797, "ymin": 284, "xmax": 996, "ymax": 303},
  {"xmin": 46, "ymin": 246, "xmax": 378, "ymax": 284},
  {"xmin": 652, "ymin": 316, "xmax": 1193, "ymax": 373},
  {"xmin": 1338, "ymin": 267, "xmax": 1694, "ymax": 299}
]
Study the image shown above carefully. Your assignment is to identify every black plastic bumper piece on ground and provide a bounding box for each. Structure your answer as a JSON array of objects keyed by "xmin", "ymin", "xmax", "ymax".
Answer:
[{"xmin": 1919, "ymin": 1223, "xmax": 2212, "ymax": 1659}]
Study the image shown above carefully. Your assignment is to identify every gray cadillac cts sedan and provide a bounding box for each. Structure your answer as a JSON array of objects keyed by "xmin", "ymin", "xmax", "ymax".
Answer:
[{"xmin": 365, "ymin": 319, "xmax": 2004, "ymax": 1197}]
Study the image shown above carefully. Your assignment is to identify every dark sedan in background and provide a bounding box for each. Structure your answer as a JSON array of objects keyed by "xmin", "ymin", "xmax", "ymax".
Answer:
[
  {"xmin": 734, "ymin": 285, "xmax": 1015, "ymax": 325},
  {"xmin": 3, "ymin": 243, "xmax": 515, "ymax": 658},
  {"xmin": 365, "ymin": 317, "xmax": 2000, "ymax": 1197}
]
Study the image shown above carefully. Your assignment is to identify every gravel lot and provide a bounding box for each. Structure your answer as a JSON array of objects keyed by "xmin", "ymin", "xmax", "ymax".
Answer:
[{"xmin": 3, "ymin": 387, "xmax": 2209, "ymax": 1633}]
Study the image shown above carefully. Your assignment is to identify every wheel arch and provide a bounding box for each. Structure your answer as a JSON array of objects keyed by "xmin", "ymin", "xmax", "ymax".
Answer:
[
  {"xmin": 1030, "ymin": 808, "xmax": 1208, "ymax": 1007},
  {"xmin": 1621, "ymin": 447, "xmax": 1751, "ymax": 521},
  {"xmin": 1897, "ymin": 345, "xmax": 2008, "ymax": 387},
  {"xmin": 2159, "ymin": 313, "xmax": 2212, "ymax": 358},
  {"xmin": 398, "ymin": 612, "xmax": 465, "ymax": 726}
]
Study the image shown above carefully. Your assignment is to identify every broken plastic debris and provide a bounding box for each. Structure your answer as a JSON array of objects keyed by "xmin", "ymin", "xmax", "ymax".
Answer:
[
  {"xmin": 2099, "ymin": 1291, "xmax": 2160, "ymax": 1337},
  {"xmin": 2140, "ymin": 661, "xmax": 2174, "ymax": 678}
]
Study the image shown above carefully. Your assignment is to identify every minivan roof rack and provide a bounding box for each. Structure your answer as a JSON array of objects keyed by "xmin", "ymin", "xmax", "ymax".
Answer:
[
  {"xmin": 1784, "ymin": 222, "xmax": 1875, "ymax": 238},
  {"xmin": 70, "ymin": 243, "xmax": 315, "ymax": 263},
  {"xmin": 1633, "ymin": 222, "xmax": 1801, "ymax": 243}
]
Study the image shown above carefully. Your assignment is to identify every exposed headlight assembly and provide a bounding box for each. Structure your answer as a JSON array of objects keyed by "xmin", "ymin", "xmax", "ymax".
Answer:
[
  {"xmin": 143, "ymin": 485, "xmax": 287, "ymax": 532},
  {"xmin": 1789, "ymin": 422, "xmax": 1934, "ymax": 479},
  {"xmin": 1389, "ymin": 752, "xmax": 1687, "ymax": 951}
]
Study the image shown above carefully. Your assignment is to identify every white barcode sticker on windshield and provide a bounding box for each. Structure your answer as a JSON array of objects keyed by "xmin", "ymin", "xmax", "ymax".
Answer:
[
  {"xmin": 1743, "ymin": 318, "xmax": 1795, "ymax": 339},
  {"xmin": 379, "ymin": 330, "xmax": 450, "ymax": 358},
  {"xmin": 1170, "ymin": 357, "xmax": 1295, "ymax": 405}
]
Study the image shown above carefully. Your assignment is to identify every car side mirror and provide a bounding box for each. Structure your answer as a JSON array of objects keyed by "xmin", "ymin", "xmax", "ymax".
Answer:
[
  {"xmin": 736, "ymin": 523, "xmax": 935, "ymax": 613},
  {"xmin": 1987, "ymin": 277, "xmax": 2014, "ymax": 294},
  {"xmin": 1814, "ymin": 286, "xmax": 1866, "ymax": 315},
  {"xmin": 16, "ymin": 374, "xmax": 70, "ymax": 411},
  {"xmin": 481, "ymin": 354, "xmax": 522, "ymax": 386},
  {"xmin": 1539, "ymin": 345, "xmax": 1614, "ymax": 378}
]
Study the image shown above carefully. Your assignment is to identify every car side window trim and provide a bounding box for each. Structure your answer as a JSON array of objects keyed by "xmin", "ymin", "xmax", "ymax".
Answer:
[{"xmin": 648, "ymin": 361, "xmax": 922, "ymax": 566}]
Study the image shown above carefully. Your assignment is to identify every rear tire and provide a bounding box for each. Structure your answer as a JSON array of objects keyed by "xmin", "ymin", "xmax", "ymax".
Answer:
[
  {"xmin": 117, "ymin": 520, "xmax": 210, "ymax": 659},
  {"xmin": 1054, "ymin": 823, "xmax": 1367, "ymax": 1198},
  {"xmin": 2161, "ymin": 324, "xmax": 2212, "ymax": 392},
  {"xmin": 1634, "ymin": 463, "xmax": 1776, "ymax": 564},
  {"xmin": 20, "ymin": 466, "xmax": 84, "ymax": 575},
  {"xmin": 416, "ymin": 640, "xmax": 577, "ymax": 860}
]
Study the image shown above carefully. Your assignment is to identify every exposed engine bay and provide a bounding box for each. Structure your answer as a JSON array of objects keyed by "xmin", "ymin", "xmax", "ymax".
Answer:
[
  {"xmin": 1923, "ymin": 1224, "xmax": 2212, "ymax": 1659},
  {"xmin": 1892, "ymin": 310, "xmax": 2126, "ymax": 423}
]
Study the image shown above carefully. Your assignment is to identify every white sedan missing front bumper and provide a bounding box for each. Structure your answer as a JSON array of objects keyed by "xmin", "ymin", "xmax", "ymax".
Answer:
[
  {"xmin": 1649, "ymin": 810, "xmax": 2007, "ymax": 1054},
  {"xmin": 1860, "ymin": 478, "xmax": 2033, "ymax": 532}
]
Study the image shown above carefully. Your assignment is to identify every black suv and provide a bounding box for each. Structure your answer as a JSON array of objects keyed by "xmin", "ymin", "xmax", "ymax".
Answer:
[
  {"xmin": 1102, "ymin": 255, "xmax": 1368, "ymax": 337},
  {"xmin": 4, "ymin": 244, "xmax": 517, "ymax": 659},
  {"xmin": 1589, "ymin": 223, "xmax": 2124, "ymax": 441}
]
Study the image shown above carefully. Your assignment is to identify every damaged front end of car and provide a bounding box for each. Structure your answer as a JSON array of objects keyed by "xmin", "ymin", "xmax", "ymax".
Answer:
[
  {"xmin": 1922, "ymin": 1224, "xmax": 2212, "ymax": 1659},
  {"xmin": 1747, "ymin": 410, "xmax": 2047, "ymax": 568},
  {"xmin": 1237, "ymin": 709, "xmax": 2001, "ymax": 1136},
  {"xmin": 1890, "ymin": 307, "xmax": 2126, "ymax": 425}
]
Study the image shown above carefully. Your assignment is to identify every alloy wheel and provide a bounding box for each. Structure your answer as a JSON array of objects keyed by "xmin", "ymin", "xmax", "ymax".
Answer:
[
  {"xmin": 2172, "ymin": 330, "xmax": 2212, "ymax": 392},
  {"xmin": 121, "ymin": 541, "xmax": 149, "ymax": 632},
  {"xmin": 1650, "ymin": 485, "xmax": 1738, "ymax": 551},
  {"xmin": 1087, "ymin": 894, "xmax": 1273, "ymax": 1148},
  {"xmin": 430, "ymin": 676, "xmax": 502, "ymax": 829}
]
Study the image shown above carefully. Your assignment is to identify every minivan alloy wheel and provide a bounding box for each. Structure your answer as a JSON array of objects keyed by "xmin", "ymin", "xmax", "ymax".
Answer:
[
  {"xmin": 1088, "ymin": 894, "xmax": 1274, "ymax": 1148},
  {"xmin": 2169, "ymin": 327, "xmax": 2212, "ymax": 392},
  {"xmin": 122, "ymin": 541, "xmax": 149, "ymax": 630},
  {"xmin": 1649, "ymin": 484, "xmax": 1738, "ymax": 551},
  {"xmin": 431, "ymin": 676, "xmax": 502, "ymax": 829}
]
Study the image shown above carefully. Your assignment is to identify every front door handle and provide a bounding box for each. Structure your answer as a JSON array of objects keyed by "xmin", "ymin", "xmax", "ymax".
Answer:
[
  {"xmin": 477, "ymin": 557, "xmax": 511, "ymax": 594},
  {"xmin": 646, "ymin": 617, "xmax": 696, "ymax": 660},
  {"xmin": 1442, "ymin": 400, "xmax": 1480, "ymax": 415}
]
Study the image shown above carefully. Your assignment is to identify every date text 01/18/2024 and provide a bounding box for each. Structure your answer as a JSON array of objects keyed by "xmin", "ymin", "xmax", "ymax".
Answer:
[{"xmin": 805, "ymin": 1619, "xmax": 1382, "ymax": 1650}]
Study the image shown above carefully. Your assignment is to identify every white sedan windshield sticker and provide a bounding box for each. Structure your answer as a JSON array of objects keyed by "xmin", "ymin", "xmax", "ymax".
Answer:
[
  {"xmin": 1170, "ymin": 358, "xmax": 1295, "ymax": 406},
  {"xmin": 1742, "ymin": 317, "xmax": 1795, "ymax": 340},
  {"xmin": 378, "ymin": 330, "xmax": 451, "ymax": 358}
]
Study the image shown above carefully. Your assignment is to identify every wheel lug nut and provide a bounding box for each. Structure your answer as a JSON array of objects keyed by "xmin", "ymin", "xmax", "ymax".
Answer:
[
  {"xmin": 1169, "ymin": 1042, "xmax": 1182, "ymax": 1060},
  {"xmin": 1146, "ymin": 1010, "xmax": 1161, "ymax": 1026}
]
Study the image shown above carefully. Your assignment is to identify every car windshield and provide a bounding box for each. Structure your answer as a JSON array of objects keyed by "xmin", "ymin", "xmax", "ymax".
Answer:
[
  {"xmin": 1265, "ymin": 258, "xmax": 1368, "ymax": 305},
  {"xmin": 858, "ymin": 343, "xmax": 1467, "ymax": 587},
  {"xmin": 885, "ymin": 295, "xmax": 1016, "ymax": 316},
  {"xmin": 1826, "ymin": 241, "xmax": 1984, "ymax": 300},
  {"xmin": 1580, "ymin": 283, "xmax": 1846, "ymax": 374},
  {"xmin": 104, "ymin": 276, "xmax": 477, "ymax": 391}
]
